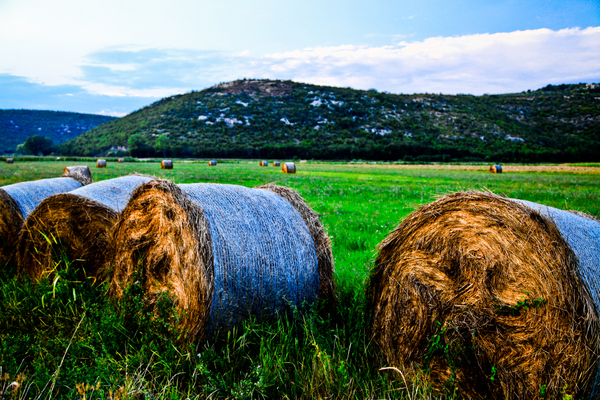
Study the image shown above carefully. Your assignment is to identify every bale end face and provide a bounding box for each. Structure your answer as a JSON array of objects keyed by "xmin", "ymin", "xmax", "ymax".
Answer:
[
  {"xmin": 17, "ymin": 193, "xmax": 118, "ymax": 281},
  {"xmin": 369, "ymin": 191, "xmax": 599, "ymax": 399},
  {"xmin": 108, "ymin": 180, "xmax": 212, "ymax": 341},
  {"xmin": 0, "ymin": 189, "xmax": 22, "ymax": 264},
  {"xmin": 62, "ymin": 166, "xmax": 93, "ymax": 186},
  {"xmin": 96, "ymin": 159, "xmax": 107, "ymax": 168},
  {"xmin": 282, "ymin": 162, "xmax": 296, "ymax": 174},
  {"xmin": 161, "ymin": 160, "xmax": 173, "ymax": 169}
]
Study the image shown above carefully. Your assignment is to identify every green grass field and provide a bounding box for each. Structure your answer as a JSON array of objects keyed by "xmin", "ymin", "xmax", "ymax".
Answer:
[{"xmin": 1, "ymin": 160, "xmax": 599, "ymax": 399}]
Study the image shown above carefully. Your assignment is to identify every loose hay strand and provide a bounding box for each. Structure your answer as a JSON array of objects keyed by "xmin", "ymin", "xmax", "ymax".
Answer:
[{"xmin": 369, "ymin": 191, "xmax": 600, "ymax": 400}]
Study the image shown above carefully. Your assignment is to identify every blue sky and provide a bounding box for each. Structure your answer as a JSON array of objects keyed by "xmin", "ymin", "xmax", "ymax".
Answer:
[{"xmin": 0, "ymin": 0, "xmax": 598, "ymax": 116}]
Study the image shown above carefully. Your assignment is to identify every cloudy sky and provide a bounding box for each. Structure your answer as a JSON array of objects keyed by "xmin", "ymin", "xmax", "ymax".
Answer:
[{"xmin": 0, "ymin": 0, "xmax": 599, "ymax": 116}]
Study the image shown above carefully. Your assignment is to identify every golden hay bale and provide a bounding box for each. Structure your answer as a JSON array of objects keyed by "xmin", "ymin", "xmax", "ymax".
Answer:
[
  {"xmin": 109, "ymin": 180, "xmax": 320, "ymax": 341},
  {"xmin": 208, "ymin": 160, "xmax": 217, "ymax": 166},
  {"xmin": 161, "ymin": 160, "xmax": 173, "ymax": 169},
  {"xmin": 369, "ymin": 191, "xmax": 600, "ymax": 399},
  {"xmin": 259, "ymin": 160, "xmax": 268, "ymax": 166},
  {"xmin": 256, "ymin": 183, "xmax": 336, "ymax": 306},
  {"xmin": 96, "ymin": 159, "xmax": 107, "ymax": 168},
  {"xmin": 6, "ymin": 158, "xmax": 14, "ymax": 164},
  {"xmin": 489, "ymin": 164, "xmax": 502, "ymax": 173},
  {"xmin": 273, "ymin": 161, "xmax": 281, "ymax": 167},
  {"xmin": 17, "ymin": 175, "xmax": 154, "ymax": 281},
  {"xmin": 282, "ymin": 162, "xmax": 296, "ymax": 174},
  {"xmin": 0, "ymin": 177, "xmax": 83, "ymax": 265},
  {"xmin": 62, "ymin": 166, "xmax": 93, "ymax": 186},
  {"xmin": 118, "ymin": 158, "xmax": 125, "ymax": 163}
]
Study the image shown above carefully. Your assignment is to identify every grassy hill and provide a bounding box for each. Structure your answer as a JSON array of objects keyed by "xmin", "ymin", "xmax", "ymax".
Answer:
[
  {"xmin": 0, "ymin": 109, "xmax": 117, "ymax": 154},
  {"xmin": 59, "ymin": 79, "xmax": 600, "ymax": 162}
]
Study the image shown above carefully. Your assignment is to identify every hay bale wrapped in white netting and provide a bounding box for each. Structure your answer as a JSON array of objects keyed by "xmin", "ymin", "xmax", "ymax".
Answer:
[
  {"xmin": 110, "ymin": 180, "xmax": 321, "ymax": 341},
  {"xmin": 369, "ymin": 191, "xmax": 600, "ymax": 399},
  {"xmin": 0, "ymin": 177, "xmax": 83, "ymax": 264},
  {"xmin": 17, "ymin": 175, "xmax": 155, "ymax": 280}
]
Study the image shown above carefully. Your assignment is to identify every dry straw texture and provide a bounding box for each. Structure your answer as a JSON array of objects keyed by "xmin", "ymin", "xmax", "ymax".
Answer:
[
  {"xmin": 489, "ymin": 165, "xmax": 502, "ymax": 173},
  {"xmin": 256, "ymin": 183, "xmax": 335, "ymax": 306},
  {"xmin": 282, "ymin": 162, "xmax": 296, "ymax": 174},
  {"xmin": 109, "ymin": 180, "xmax": 320, "ymax": 341},
  {"xmin": 161, "ymin": 160, "xmax": 173, "ymax": 169},
  {"xmin": 62, "ymin": 166, "xmax": 93, "ymax": 186},
  {"xmin": 369, "ymin": 191, "xmax": 600, "ymax": 400},
  {"xmin": 96, "ymin": 159, "xmax": 107, "ymax": 168},
  {"xmin": 17, "ymin": 175, "xmax": 154, "ymax": 281},
  {"xmin": 0, "ymin": 177, "xmax": 82, "ymax": 265}
]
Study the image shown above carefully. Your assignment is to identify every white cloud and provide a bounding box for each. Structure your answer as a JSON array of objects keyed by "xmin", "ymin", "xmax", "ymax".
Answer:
[{"xmin": 248, "ymin": 27, "xmax": 600, "ymax": 94}]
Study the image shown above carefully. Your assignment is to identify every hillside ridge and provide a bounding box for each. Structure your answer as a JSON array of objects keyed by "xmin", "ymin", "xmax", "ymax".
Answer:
[{"xmin": 59, "ymin": 79, "xmax": 600, "ymax": 162}]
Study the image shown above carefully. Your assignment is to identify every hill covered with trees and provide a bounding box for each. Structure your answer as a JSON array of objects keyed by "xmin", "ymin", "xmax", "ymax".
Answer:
[
  {"xmin": 0, "ymin": 110, "xmax": 116, "ymax": 154},
  {"xmin": 59, "ymin": 79, "xmax": 600, "ymax": 162}
]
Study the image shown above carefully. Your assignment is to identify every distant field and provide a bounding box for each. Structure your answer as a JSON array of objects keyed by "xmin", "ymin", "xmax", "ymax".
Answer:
[{"xmin": 1, "ymin": 159, "xmax": 599, "ymax": 399}]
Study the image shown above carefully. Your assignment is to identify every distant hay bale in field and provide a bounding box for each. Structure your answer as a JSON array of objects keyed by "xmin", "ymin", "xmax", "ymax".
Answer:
[
  {"xmin": 0, "ymin": 177, "xmax": 83, "ymax": 265},
  {"xmin": 97, "ymin": 159, "xmax": 106, "ymax": 168},
  {"xmin": 256, "ymin": 183, "xmax": 335, "ymax": 306},
  {"xmin": 369, "ymin": 191, "xmax": 600, "ymax": 399},
  {"xmin": 62, "ymin": 166, "xmax": 93, "ymax": 186},
  {"xmin": 161, "ymin": 160, "xmax": 173, "ymax": 169},
  {"xmin": 489, "ymin": 164, "xmax": 502, "ymax": 173},
  {"xmin": 6, "ymin": 158, "xmax": 14, "ymax": 164},
  {"xmin": 118, "ymin": 158, "xmax": 125, "ymax": 163},
  {"xmin": 17, "ymin": 175, "xmax": 154, "ymax": 281},
  {"xmin": 259, "ymin": 160, "xmax": 268, "ymax": 166},
  {"xmin": 282, "ymin": 162, "xmax": 296, "ymax": 174},
  {"xmin": 208, "ymin": 160, "xmax": 217, "ymax": 166},
  {"xmin": 109, "ymin": 180, "xmax": 320, "ymax": 340},
  {"xmin": 273, "ymin": 161, "xmax": 280, "ymax": 167}
]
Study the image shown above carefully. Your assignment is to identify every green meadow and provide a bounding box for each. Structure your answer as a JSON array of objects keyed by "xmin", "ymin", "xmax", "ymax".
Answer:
[{"xmin": 1, "ymin": 159, "xmax": 599, "ymax": 399}]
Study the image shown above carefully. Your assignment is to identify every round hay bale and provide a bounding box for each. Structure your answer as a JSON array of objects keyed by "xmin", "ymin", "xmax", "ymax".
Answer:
[
  {"xmin": 17, "ymin": 175, "xmax": 155, "ymax": 281},
  {"xmin": 273, "ymin": 161, "xmax": 281, "ymax": 167},
  {"xmin": 96, "ymin": 159, "xmax": 107, "ymax": 168},
  {"xmin": 6, "ymin": 158, "xmax": 14, "ymax": 164},
  {"xmin": 0, "ymin": 177, "xmax": 83, "ymax": 265},
  {"xmin": 282, "ymin": 162, "xmax": 296, "ymax": 174},
  {"xmin": 118, "ymin": 158, "xmax": 125, "ymax": 163},
  {"xmin": 489, "ymin": 164, "xmax": 502, "ymax": 173},
  {"xmin": 161, "ymin": 160, "xmax": 173, "ymax": 169},
  {"xmin": 369, "ymin": 191, "xmax": 600, "ymax": 399},
  {"xmin": 256, "ymin": 183, "xmax": 335, "ymax": 306},
  {"xmin": 259, "ymin": 160, "xmax": 268, "ymax": 167},
  {"xmin": 208, "ymin": 160, "xmax": 217, "ymax": 166},
  {"xmin": 109, "ymin": 180, "xmax": 319, "ymax": 340},
  {"xmin": 62, "ymin": 166, "xmax": 93, "ymax": 186}
]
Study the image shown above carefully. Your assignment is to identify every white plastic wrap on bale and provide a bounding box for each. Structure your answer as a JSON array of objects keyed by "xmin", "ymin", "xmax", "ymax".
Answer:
[
  {"xmin": 68, "ymin": 175, "xmax": 155, "ymax": 213},
  {"xmin": 1, "ymin": 177, "xmax": 82, "ymax": 218},
  {"xmin": 179, "ymin": 183, "xmax": 319, "ymax": 332},
  {"xmin": 516, "ymin": 199, "xmax": 600, "ymax": 397}
]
